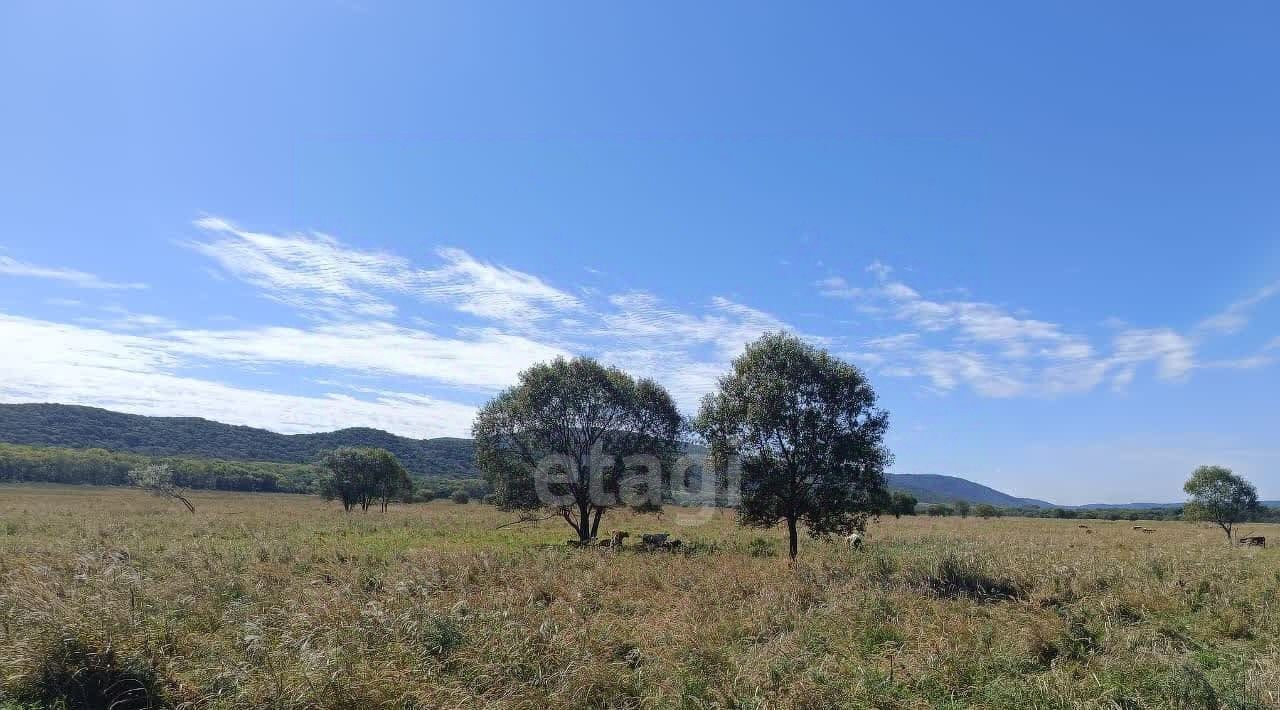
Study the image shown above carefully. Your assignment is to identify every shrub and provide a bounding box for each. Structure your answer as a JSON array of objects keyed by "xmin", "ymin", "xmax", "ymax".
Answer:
[
  {"xmin": 450, "ymin": 490, "xmax": 470, "ymax": 504},
  {"xmin": 16, "ymin": 635, "xmax": 167, "ymax": 710},
  {"xmin": 915, "ymin": 550, "xmax": 1023, "ymax": 601},
  {"xmin": 747, "ymin": 537, "xmax": 777, "ymax": 558},
  {"xmin": 1162, "ymin": 663, "xmax": 1219, "ymax": 710},
  {"xmin": 416, "ymin": 614, "xmax": 465, "ymax": 659}
]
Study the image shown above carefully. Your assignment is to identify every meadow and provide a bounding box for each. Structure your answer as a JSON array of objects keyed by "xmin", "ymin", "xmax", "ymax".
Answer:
[{"xmin": 1, "ymin": 485, "xmax": 1278, "ymax": 709}]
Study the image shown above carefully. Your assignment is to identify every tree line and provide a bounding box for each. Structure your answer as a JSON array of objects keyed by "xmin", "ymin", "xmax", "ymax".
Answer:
[
  {"xmin": 0, "ymin": 442, "xmax": 318, "ymax": 492},
  {"xmin": 0, "ymin": 441, "xmax": 493, "ymax": 502}
]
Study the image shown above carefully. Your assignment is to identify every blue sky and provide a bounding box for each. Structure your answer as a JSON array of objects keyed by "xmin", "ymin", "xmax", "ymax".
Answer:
[{"xmin": 1, "ymin": 2, "xmax": 1277, "ymax": 504}]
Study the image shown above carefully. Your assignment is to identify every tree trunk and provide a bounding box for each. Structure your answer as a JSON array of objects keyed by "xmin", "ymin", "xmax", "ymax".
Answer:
[
  {"xmin": 590, "ymin": 507, "xmax": 603, "ymax": 539},
  {"xmin": 575, "ymin": 500, "xmax": 593, "ymax": 542},
  {"xmin": 786, "ymin": 517, "xmax": 799, "ymax": 561}
]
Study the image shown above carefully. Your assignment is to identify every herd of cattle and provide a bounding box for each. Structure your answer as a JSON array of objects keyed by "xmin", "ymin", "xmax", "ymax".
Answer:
[
  {"xmin": 1075, "ymin": 523, "xmax": 1267, "ymax": 546},
  {"xmin": 575, "ymin": 523, "xmax": 1267, "ymax": 551}
]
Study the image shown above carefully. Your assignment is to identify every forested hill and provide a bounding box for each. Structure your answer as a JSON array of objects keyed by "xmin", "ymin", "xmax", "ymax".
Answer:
[
  {"xmin": 885, "ymin": 473, "xmax": 1053, "ymax": 508},
  {"xmin": 1, "ymin": 403, "xmax": 1055, "ymax": 505},
  {"xmin": 0, "ymin": 403, "xmax": 474, "ymax": 479}
]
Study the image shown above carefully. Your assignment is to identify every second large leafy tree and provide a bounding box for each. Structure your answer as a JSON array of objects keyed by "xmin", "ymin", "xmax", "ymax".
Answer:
[{"xmin": 695, "ymin": 332, "xmax": 891, "ymax": 560}]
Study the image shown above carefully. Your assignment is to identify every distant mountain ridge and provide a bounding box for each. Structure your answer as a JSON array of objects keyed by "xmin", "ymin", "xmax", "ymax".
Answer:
[
  {"xmin": 0, "ymin": 403, "xmax": 476, "ymax": 480},
  {"xmin": 3, "ymin": 402, "xmax": 1057, "ymax": 505},
  {"xmin": 885, "ymin": 473, "xmax": 1053, "ymax": 508},
  {"xmin": 1076, "ymin": 500, "xmax": 1280, "ymax": 509},
  {"xmin": 1075, "ymin": 502, "xmax": 1182, "ymax": 510}
]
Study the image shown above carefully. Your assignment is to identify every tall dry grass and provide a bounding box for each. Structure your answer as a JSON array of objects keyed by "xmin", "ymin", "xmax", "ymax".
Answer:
[{"xmin": 2, "ymin": 484, "xmax": 1278, "ymax": 709}]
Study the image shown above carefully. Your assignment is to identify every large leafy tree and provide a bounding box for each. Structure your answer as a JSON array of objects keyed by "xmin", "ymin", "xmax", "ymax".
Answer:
[
  {"xmin": 473, "ymin": 356, "xmax": 683, "ymax": 542},
  {"xmin": 694, "ymin": 332, "xmax": 891, "ymax": 560},
  {"xmin": 319, "ymin": 447, "xmax": 412, "ymax": 512},
  {"xmin": 1183, "ymin": 465, "xmax": 1261, "ymax": 543}
]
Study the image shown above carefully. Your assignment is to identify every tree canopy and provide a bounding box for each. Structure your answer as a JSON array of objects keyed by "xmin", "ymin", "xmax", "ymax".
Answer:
[
  {"xmin": 887, "ymin": 491, "xmax": 918, "ymax": 517},
  {"xmin": 973, "ymin": 503, "xmax": 1000, "ymax": 519},
  {"xmin": 694, "ymin": 332, "xmax": 891, "ymax": 560},
  {"xmin": 318, "ymin": 447, "xmax": 412, "ymax": 512},
  {"xmin": 1183, "ymin": 465, "xmax": 1260, "ymax": 543},
  {"xmin": 473, "ymin": 356, "xmax": 683, "ymax": 542},
  {"xmin": 128, "ymin": 463, "xmax": 195, "ymax": 513}
]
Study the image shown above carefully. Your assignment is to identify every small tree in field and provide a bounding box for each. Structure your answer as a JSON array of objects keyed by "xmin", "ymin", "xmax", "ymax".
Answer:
[
  {"xmin": 319, "ymin": 447, "xmax": 411, "ymax": 512},
  {"xmin": 1183, "ymin": 465, "xmax": 1260, "ymax": 543},
  {"xmin": 954, "ymin": 500, "xmax": 971, "ymax": 518},
  {"xmin": 451, "ymin": 490, "xmax": 470, "ymax": 505},
  {"xmin": 694, "ymin": 332, "xmax": 891, "ymax": 561},
  {"xmin": 973, "ymin": 503, "xmax": 1000, "ymax": 519},
  {"xmin": 473, "ymin": 356, "xmax": 683, "ymax": 542},
  {"xmin": 927, "ymin": 504, "xmax": 952, "ymax": 517},
  {"xmin": 888, "ymin": 492, "xmax": 918, "ymax": 518},
  {"xmin": 129, "ymin": 464, "xmax": 195, "ymax": 513}
]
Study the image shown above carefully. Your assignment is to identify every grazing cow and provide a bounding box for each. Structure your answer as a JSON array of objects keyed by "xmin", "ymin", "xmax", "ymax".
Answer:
[
  {"xmin": 638, "ymin": 532, "xmax": 682, "ymax": 551},
  {"xmin": 608, "ymin": 530, "xmax": 630, "ymax": 548},
  {"xmin": 1132, "ymin": 526, "xmax": 1144, "ymax": 530},
  {"xmin": 640, "ymin": 533, "xmax": 669, "ymax": 546},
  {"xmin": 1077, "ymin": 524, "xmax": 1090, "ymax": 529},
  {"xmin": 846, "ymin": 532, "xmax": 863, "ymax": 549},
  {"xmin": 1141, "ymin": 528, "xmax": 1155, "ymax": 533},
  {"xmin": 1085, "ymin": 529, "xmax": 1094, "ymax": 534},
  {"xmin": 1239, "ymin": 536, "xmax": 1266, "ymax": 548}
]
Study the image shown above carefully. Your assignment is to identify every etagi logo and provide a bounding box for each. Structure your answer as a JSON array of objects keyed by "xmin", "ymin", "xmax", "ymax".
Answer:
[{"xmin": 529, "ymin": 442, "xmax": 741, "ymax": 528}]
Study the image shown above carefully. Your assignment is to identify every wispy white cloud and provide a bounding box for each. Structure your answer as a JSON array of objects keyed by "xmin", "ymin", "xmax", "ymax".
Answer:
[
  {"xmin": 0, "ymin": 313, "xmax": 476, "ymax": 438},
  {"xmin": 191, "ymin": 217, "xmax": 582, "ymax": 323},
  {"xmin": 822, "ymin": 261, "xmax": 1275, "ymax": 398},
  {"xmin": 166, "ymin": 322, "xmax": 568, "ymax": 391},
  {"xmin": 190, "ymin": 217, "xmax": 407, "ymax": 318},
  {"xmin": 6, "ymin": 218, "xmax": 809, "ymax": 432},
  {"xmin": 600, "ymin": 293, "xmax": 787, "ymax": 354},
  {"xmin": 1196, "ymin": 281, "xmax": 1280, "ymax": 335},
  {"xmin": 11, "ymin": 216, "xmax": 1276, "ymax": 439},
  {"xmin": 1202, "ymin": 354, "xmax": 1275, "ymax": 370},
  {"xmin": 864, "ymin": 333, "xmax": 919, "ymax": 350},
  {"xmin": 1199, "ymin": 336, "xmax": 1280, "ymax": 371},
  {"xmin": 79, "ymin": 306, "xmax": 178, "ymax": 332},
  {"xmin": 817, "ymin": 276, "xmax": 863, "ymax": 299},
  {"xmin": 416, "ymin": 247, "xmax": 583, "ymax": 324},
  {"xmin": 914, "ymin": 350, "xmax": 1026, "ymax": 398},
  {"xmin": 866, "ymin": 260, "xmax": 893, "ymax": 281},
  {"xmin": 0, "ymin": 256, "xmax": 146, "ymax": 290},
  {"xmin": 596, "ymin": 293, "xmax": 798, "ymax": 409},
  {"xmin": 1109, "ymin": 328, "xmax": 1196, "ymax": 381},
  {"xmin": 187, "ymin": 217, "xmax": 800, "ymax": 413},
  {"xmin": 831, "ymin": 270, "xmax": 1104, "ymax": 396}
]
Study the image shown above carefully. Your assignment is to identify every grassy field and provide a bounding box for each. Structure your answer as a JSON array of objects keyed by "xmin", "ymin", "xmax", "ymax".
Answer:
[{"xmin": 1, "ymin": 485, "xmax": 1278, "ymax": 709}]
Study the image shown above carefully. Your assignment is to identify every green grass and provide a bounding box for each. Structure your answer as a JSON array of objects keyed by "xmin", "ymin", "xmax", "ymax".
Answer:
[{"xmin": 1, "ymin": 484, "xmax": 1278, "ymax": 709}]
